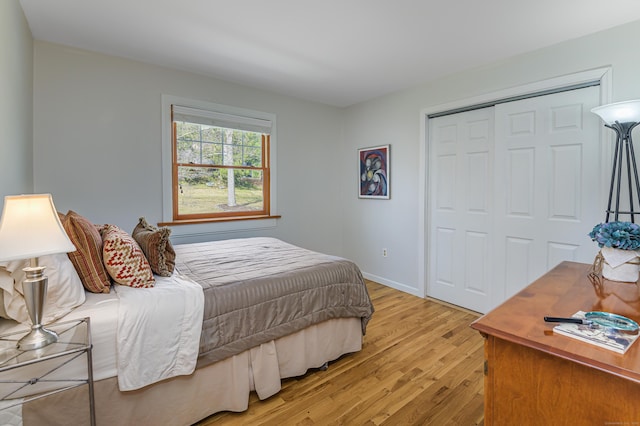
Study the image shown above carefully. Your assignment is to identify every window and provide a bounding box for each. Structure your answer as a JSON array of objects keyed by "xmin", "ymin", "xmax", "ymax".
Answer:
[{"xmin": 161, "ymin": 97, "xmax": 277, "ymax": 229}]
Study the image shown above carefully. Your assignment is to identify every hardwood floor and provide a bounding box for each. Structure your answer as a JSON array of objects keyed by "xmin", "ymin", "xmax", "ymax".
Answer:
[{"xmin": 197, "ymin": 281, "xmax": 485, "ymax": 425}]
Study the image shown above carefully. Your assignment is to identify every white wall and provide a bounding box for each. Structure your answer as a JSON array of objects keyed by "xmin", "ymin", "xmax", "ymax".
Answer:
[
  {"xmin": 342, "ymin": 19, "xmax": 640, "ymax": 296},
  {"xmin": 27, "ymin": 14, "xmax": 640, "ymax": 298},
  {"xmin": 0, "ymin": 0, "xmax": 33, "ymax": 198},
  {"xmin": 32, "ymin": 42, "xmax": 345, "ymax": 255}
]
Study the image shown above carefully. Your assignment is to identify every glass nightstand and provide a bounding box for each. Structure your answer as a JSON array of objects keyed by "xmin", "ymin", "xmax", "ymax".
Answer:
[{"xmin": 0, "ymin": 317, "xmax": 95, "ymax": 425}]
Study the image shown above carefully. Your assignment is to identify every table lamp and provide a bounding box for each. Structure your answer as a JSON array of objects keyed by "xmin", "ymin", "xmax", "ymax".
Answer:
[
  {"xmin": 591, "ymin": 100, "xmax": 640, "ymax": 222},
  {"xmin": 0, "ymin": 194, "xmax": 76, "ymax": 350}
]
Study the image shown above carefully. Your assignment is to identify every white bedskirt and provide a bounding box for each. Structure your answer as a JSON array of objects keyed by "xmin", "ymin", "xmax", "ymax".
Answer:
[{"xmin": 21, "ymin": 317, "xmax": 363, "ymax": 426}]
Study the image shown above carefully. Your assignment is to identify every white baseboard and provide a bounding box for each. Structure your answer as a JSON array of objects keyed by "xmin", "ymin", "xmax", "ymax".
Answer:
[{"xmin": 361, "ymin": 272, "xmax": 421, "ymax": 298}]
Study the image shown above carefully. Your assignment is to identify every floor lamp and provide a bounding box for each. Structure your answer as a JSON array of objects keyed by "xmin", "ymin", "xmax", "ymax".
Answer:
[
  {"xmin": 592, "ymin": 100, "xmax": 640, "ymax": 223},
  {"xmin": 0, "ymin": 194, "xmax": 76, "ymax": 350}
]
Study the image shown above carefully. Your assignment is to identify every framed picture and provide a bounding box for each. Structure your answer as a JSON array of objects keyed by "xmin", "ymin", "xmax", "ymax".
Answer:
[{"xmin": 358, "ymin": 145, "xmax": 390, "ymax": 199}]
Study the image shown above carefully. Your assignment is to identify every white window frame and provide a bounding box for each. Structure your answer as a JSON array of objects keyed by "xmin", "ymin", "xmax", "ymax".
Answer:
[{"xmin": 161, "ymin": 95, "xmax": 278, "ymax": 242}]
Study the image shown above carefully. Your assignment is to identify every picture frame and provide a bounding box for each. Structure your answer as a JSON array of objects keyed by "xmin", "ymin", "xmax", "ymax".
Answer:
[{"xmin": 358, "ymin": 145, "xmax": 390, "ymax": 199}]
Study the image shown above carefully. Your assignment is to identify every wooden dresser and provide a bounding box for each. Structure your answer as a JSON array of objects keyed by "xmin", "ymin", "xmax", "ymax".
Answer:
[{"xmin": 471, "ymin": 261, "xmax": 640, "ymax": 425}]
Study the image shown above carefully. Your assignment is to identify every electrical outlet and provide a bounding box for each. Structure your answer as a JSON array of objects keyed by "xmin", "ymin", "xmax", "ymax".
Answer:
[{"xmin": 382, "ymin": 248, "xmax": 388, "ymax": 257}]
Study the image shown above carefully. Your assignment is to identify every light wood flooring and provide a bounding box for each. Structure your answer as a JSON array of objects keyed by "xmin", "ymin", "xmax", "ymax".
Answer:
[{"xmin": 197, "ymin": 280, "xmax": 485, "ymax": 425}]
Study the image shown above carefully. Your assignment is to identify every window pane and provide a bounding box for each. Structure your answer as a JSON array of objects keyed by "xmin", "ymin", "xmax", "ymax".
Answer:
[
  {"xmin": 177, "ymin": 166, "xmax": 264, "ymax": 216},
  {"xmin": 201, "ymin": 126, "xmax": 222, "ymax": 142},
  {"xmin": 243, "ymin": 146, "xmax": 262, "ymax": 167},
  {"xmin": 175, "ymin": 121, "xmax": 262, "ymax": 168},
  {"xmin": 176, "ymin": 141, "xmax": 199, "ymax": 163},
  {"xmin": 202, "ymin": 142, "xmax": 223, "ymax": 165},
  {"xmin": 176, "ymin": 122, "xmax": 201, "ymax": 140}
]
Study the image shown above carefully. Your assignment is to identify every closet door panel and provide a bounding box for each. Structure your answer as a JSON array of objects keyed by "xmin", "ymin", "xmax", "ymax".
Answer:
[
  {"xmin": 429, "ymin": 108, "xmax": 494, "ymax": 313},
  {"xmin": 493, "ymin": 86, "xmax": 601, "ymax": 304},
  {"xmin": 428, "ymin": 86, "xmax": 601, "ymax": 313}
]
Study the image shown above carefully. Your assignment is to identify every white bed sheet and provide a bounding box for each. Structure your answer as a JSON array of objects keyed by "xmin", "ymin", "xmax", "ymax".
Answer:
[
  {"xmin": 113, "ymin": 274, "xmax": 203, "ymax": 391},
  {"xmin": 1, "ymin": 272, "xmax": 205, "ymax": 400}
]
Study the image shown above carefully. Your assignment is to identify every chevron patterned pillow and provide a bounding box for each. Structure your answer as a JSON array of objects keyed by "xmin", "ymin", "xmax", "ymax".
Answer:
[{"xmin": 101, "ymin": 224, "xmax": 155, "ymax": 288}]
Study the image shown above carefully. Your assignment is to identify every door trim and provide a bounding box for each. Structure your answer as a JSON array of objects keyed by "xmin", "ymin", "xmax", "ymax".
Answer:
[{"xmin": 418, "ymin": 67, "xmax": 612, "ymax": 299}]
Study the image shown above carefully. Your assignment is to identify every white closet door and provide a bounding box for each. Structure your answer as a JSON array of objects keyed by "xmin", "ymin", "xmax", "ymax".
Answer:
[
  {"xmin": 493, "ymin": 86, "xmax": 601, "ymax": 306},
  {"xmin": 428, "ymin": 86, "xmax": 601, "ymax": 313},
  {"xmin": 429, "ymin": 108, "xmax": 494, "ymax": 313}
]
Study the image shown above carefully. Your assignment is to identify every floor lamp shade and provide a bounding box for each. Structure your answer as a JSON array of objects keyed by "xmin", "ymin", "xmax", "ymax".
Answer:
[
  {"xmin": 0, "ymin": 194, "xmax": 76, "ymax": 350},
  {"xmin": 591, "ymin": 100, "xmax": 640, "ymax": 125},
  {"xmin": 591, "ymin": 100, "xmax": 640, "ymax": 223}
]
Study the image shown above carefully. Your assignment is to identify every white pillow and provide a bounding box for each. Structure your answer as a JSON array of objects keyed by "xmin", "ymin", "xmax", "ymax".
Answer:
[
  {"xmin": 0, "ymin": 253, "xmax": 86, "ymax": 325},
  {"xmin": 0, "ymin": 275, "xmax": 10, "ymax": 319}
]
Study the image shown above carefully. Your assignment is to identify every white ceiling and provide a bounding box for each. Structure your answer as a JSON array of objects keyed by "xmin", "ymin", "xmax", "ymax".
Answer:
[{"xmin": 18, "ymin": 0, "xmax": 640, "ymax": 107}]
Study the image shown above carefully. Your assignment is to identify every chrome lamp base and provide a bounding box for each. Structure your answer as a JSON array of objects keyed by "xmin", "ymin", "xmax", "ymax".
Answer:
[
  {"xmin": 17, "ymin": 324, "xmax": 58, "ymax": 350},
  {"xmin": 18, "ymin": 262, "xmax": 58, "ymax": 351}
]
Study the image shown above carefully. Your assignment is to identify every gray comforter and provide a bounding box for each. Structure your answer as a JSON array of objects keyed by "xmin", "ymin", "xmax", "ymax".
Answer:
[{"xmin": 173, "ymin": 237, "xmax": 374, "ymax": 367}]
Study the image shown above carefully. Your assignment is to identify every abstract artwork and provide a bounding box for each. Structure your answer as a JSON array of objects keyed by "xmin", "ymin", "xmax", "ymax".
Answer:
[{"xmin": 358, "ymin": 145, "xmax": 390, "ymax": 199}]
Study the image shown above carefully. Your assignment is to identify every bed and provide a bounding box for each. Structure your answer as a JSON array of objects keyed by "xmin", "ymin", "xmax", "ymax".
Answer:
[{"xmin": 0, "ymin": 234, "xmax": 374, "ymax": 426}]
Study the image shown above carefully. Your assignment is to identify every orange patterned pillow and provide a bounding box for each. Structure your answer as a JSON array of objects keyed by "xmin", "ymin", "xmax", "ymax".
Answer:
[
  {"xmin": 132, "ymin": 217, "xmax": 175, "ymax": 277},
  {"xmin": 101, "ymin": 225, "xmax": 155, "ymax": 288},
  {"xmin": 61, "ymin": 211, "xmax": 111, "ymax": 293}
]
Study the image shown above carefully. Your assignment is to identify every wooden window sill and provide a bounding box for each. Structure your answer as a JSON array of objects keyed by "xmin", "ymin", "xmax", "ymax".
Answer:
[{"xmin": 158, "ymin": 215, "xmax": 281, "ymax": 227}]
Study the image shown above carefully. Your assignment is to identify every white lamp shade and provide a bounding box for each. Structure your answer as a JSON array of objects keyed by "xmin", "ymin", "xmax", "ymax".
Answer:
[
  {"xmin": 591, "ymin": 100, "xmax": 640, "ymax": 125},
  {"xmin": 0, "ymin": 194, "xmax": 76, "ymax": 261}
]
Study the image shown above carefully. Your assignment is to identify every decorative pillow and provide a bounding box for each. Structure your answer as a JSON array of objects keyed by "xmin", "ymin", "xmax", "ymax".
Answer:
[
  {"xmin": 101, "ymin": 225, "xmax": 155, "ymax": 288},
  {"xmin": 61, "ymin": 211, "xmax": 111, "ymax": 293},
  {"xmin": 132, "ymin": 217, "xmax": 176, "ymax": 277},
  {"xmin": 0, "ymin": 253, "xmax": 86, "ymax": 324}
]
